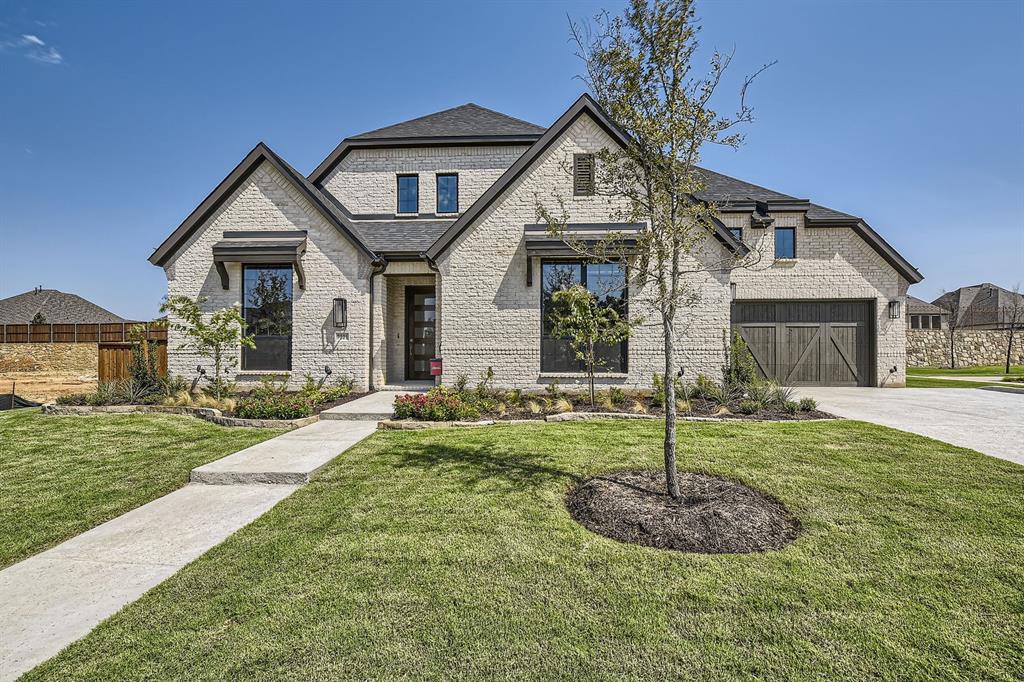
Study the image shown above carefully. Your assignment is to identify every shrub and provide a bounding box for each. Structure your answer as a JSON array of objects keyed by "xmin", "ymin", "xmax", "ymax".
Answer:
[
  {"xmin": 798, "ymin": 397, "xmax": 818, "ymax": 412},
  {"xmin": 782, "ymin": 400, "xmax": 799, "ymax": 415},
  {"xmin": 608, "ymin": 386, "xmax": 627, "ymax": 406},
  {"xmin": 552, "ymin": 398, "xmax": 573, "ymax": 413},
  {"xmin": 738, "ymin": 399, "xmax": 761, "ymax": 415},
  {"xmin": 651, "ymin": 372, "xmax": 684, "ymax": 407},
  {"xmin": 393, "ymin": 387, "xmax": 480, "ymax": 421},
  {"xmin": 235, "ymin": 392, "xmax": 315, "ymax": 420},
  {"xmin": 505, "ymin": 389, "xmax": 524, "ymax": 407},
  {"xmin": 545, "ymin": 380, "xmax": 561, "ymax": 398},
  {"xmin": 723, "ymin": 332, "xmax": 758, "ymax": 390},
  {"xmin": 629, "ymin": 400, "xmax": 648, "ymax": 414},
  {"xmin": 454, "ymin": 374, "xmax": 469, "ymax": 392},
  {"xmin": 769, "ymin": 384, "xmax": 796, "ymax": 408},
  {"xmin": 527, "ymin": 400, "xmax": 542, "ymax": 414}
]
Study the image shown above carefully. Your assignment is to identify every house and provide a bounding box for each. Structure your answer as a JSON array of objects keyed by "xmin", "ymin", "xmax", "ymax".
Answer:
[
  {"xmin": 149, "ymin": 95, "xmax": 922, "ymax": 390},
  {"xmin": 0, "ymin": 288, "xmax": 125, "ymax": 325},
  {"xmin": 933, "ymin": 283, "xmax": 1024, "ymax": 330},
  {"xmin": 907, "ymin": 295, "xmax": 948, "ymax": 331}
]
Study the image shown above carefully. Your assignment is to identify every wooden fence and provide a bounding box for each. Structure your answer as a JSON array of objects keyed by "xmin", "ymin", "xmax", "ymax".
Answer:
[
  {"xmin": 98, "ymin": 341, "xmax": 168, "ymax": 382},
  {"xmin": 0, "ymin": 322, "xmax": 167, "ymax": 344}
]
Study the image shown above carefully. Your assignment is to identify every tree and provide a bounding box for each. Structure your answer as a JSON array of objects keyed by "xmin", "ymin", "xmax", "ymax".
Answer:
[
  {"xmin": 548, "ymin": 284, "xmax": 632, "ymax": 406},
  {"xmin": 160, "ymin": 295, "xmax": 254, "ymax": 398},
  {"xmin": 939, "ymin": 290, "xmax": 963, "ymax": 369},
  {"xmin": 1001, "ymin": 284, "xmax": 1023, "ymax": 374},
  {"xmin": 539, "ymin": 0, "xmax": 770, "ymax": 499},
  {"xmin": 30, "ymin": 312, "xmax": 46, "ymax": 324}
]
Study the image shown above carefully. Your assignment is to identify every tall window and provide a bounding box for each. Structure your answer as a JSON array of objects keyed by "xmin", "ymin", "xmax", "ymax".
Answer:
[
  {"xmin": 397, "ymin": 175, "xmax": 418, "ymax": 214},
  {"xmin": 242, "ymin": 265, "xmax": 293, "ymax": 371},
  {"xmin": 436, "ymin": 174, "xmax": 458, "ymax": 214},
  {"xmin": 775, "ymin": 227, "xmax": 796, "ymax": 259},
  {"xmin": 541, "ymin": 260, "xmax": 628, "ymax": 373}
]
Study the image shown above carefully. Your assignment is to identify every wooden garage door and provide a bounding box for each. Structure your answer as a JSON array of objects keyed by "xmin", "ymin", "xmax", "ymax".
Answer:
[{"xmin": 730, "ymin": 301, "xmax": 873, "ymax": 386}]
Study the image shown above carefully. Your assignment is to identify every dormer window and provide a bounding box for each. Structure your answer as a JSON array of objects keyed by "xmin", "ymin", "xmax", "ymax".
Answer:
[
  {"xmin": 437, "ymin": 174, "xmax": 458, "ymax": 214},
  {"xmin": 573, "ymin": 153, "xmax": 595, "ymax": 196},
  {"xmin": 397, "ymin": 175, "xmax": 419, "ymax": 214}
]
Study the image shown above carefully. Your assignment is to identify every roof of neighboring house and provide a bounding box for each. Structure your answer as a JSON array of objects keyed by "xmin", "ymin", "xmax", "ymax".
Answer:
[
  {"xmin": 350, "ymin": 103, "xmax": 546, "ymax": 140},
  {"xmin": 933, "ymin": 283, "xmax": 1024, "ymax": 326},
  {"xmin": 0, "ymin": 289, "xmax": 125, "ymax": 324},
  {"xmin": 907, "ymin": 295, "xmax": 947, "ymax": 315}
]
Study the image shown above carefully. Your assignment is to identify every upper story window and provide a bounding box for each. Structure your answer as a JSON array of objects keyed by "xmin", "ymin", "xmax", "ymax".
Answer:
[
  {"xmin": 573, "ymin": 153, "xmax": 595, "ymax": 196},
  {"xmin": 436, "ymin": 174, "xmax": 458, "ymax": 214},
  {"xmin": 729, "ymin": 227, "xmax": 743, "ymax": 242},
  {"xmin": 775, "ymin": 227, "xmax": 795, "ymax": 259},
  {"xmin": 397, "ymin": 175, "xmax": 419, "ymax": 214}
]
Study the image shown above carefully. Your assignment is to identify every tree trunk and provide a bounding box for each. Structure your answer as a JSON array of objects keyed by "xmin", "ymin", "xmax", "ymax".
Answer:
[
  {"xmin": 949, "ymin": 328, "xmax": 956, "ymax": 370},
  {"xmin": 663, "ymin": 315, "xmax": 681, "ymax": 500},
  {"xmin": 212, "ymin": 347, "xmax": 221, "ymax": 399},
  {"xmin": 1007, "ymin": 326, "xmax": 1016, "ymax": 375},
  {"xmin": 588, "ymin": 341, "xmax": 596, "ymax": 407}
]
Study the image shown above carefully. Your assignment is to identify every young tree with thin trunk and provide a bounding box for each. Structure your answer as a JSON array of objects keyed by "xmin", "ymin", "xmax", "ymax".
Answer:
[
  {"xmin": 538, "ymin": 0, "xmax": 770, "ymax": 500},
  {"xmin": 939, "ymin": 290, "xmax": 963, "ymax": 369},
  {"xmin": 1002, "ymin": 284, "xmax": 1023, "ymax": 374},
  {"xmin": 161, "ymin": 296, "xmax": 254, "ymax": 399}
]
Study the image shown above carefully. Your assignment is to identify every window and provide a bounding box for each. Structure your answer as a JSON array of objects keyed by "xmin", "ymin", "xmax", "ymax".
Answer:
[
  {"xmin": 729, "ymin": 227, "xmax": 743, "ymax": 242},
  {"xmin": 775, "ymin": 227, "xmax": 796, "ymax": 259},
  {"xmin": 911, "ymin": 315, "xmax": 921, "ymax": 329},
  {"xmin": 541, "ymin": 260, "xmax": 627, "ymax": 373},
  {"xmin": 436, "ymin": 174, "xmax": 458, "ymax": 214},
  {"xmin": 242, "ymin": 265, "xmax": 293, "ymax": 371},
  {"xmin": 573, "ymin": 153, "xmax": 595, "ymax": 196},
  {"xmin": 397, "ymin": 175, "xmax": 418, "ymax": 214},
  {"xmin": 931, "ymin": 315, "xmax": 942, "ymax": 329}
]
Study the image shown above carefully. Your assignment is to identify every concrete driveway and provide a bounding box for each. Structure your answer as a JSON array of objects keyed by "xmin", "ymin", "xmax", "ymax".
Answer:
[{"xmin": 800, "ymin": 387, "xmax": 1024, "ymax": 465}]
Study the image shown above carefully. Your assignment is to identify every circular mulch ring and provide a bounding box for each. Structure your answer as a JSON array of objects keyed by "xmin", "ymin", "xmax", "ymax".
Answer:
[{"xmin": 566, "ymin": 470, "xmax": 799, "ymax": 554}]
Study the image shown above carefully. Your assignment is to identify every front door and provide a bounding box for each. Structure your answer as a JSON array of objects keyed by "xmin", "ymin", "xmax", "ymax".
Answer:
[{"xmin": 405, "ymin": 286, "xmax": 436, "ymax": 380}]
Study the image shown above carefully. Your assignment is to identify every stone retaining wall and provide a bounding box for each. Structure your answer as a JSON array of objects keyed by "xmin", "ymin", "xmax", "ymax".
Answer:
[
  {"xmin": 0, "ymin": 343, "xmax": 97, "ymax": 375},
  {"xmin": 907, "ymin": 329, "xmax": 1024, "ymax": 368}
]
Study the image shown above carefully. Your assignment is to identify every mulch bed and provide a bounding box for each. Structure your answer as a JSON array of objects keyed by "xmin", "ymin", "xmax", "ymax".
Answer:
[
  {"xmin": 487, "ymin": 398, "xmax": 834, "ymax": 421},
  {"xmin": 566, "ymin": 470, "xmax": 800, "ymax": 554}
]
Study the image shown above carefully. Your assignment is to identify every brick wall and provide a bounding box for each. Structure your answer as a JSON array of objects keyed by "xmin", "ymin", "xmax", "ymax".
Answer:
[
  {"xmin": 321, "ymin": 145, "xmax": 530, "ymax": 216},
  {"xmin": 163, "ymin": 161, "xmax": 373, "ymax": 390},
  {"xmin": 907, "ymin": 329, "xmax": 1024, "ymax": 368}
]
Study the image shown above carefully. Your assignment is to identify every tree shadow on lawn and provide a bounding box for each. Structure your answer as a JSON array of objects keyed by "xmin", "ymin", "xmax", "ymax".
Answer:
[{"xmin": 386, "ymin": 438, "xmax": 581, "ymax": 491}]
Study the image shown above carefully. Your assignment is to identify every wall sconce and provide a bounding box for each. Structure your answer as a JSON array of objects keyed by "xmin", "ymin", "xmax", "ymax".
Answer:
[
  {"xmin": 888, "ymin": 300, "xmax": 901, "ymax": 319},
  {"xmin": 333, "ymin": 298, "xmax": 348, "ymax": 329}
]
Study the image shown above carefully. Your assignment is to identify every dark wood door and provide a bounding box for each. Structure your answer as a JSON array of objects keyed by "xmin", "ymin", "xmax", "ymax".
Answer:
[
  {"xmin": 731, "ymin": 300, "xmax": 873, "ymax": 386},
  {"xmin": 405, "ymin": 286, "xmax": 436, "ymax": 380}
]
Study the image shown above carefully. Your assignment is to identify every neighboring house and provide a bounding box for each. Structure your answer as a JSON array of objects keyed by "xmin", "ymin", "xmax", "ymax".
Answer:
[
  {"xmin": 907, "ymin": 296, "xmax": 948, "ymax": 331},
  {"xmin": 0, "ymin": 288, "xmax": 125, "ymax": 325},
  {"xmin": 933, "ymin": 283, "xmax": 1024, "ymax": 330},
  {"xmin": 149, "ymin": 95, "xmax": 922, "ymax": 390}
]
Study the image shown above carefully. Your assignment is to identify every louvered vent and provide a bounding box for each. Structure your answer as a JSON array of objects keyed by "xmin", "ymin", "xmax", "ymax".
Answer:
[{"xmin": 573, "ymin": 153, "xmax": 595, "ymax": 196}]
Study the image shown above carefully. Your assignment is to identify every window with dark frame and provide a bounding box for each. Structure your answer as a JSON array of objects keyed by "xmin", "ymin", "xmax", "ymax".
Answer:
[
  {"xmin": 540, "ymin": 260, "xmax": 628, "ymax": 373},
  {"xmin": 932, "ymin": 315, "xmax": 941, "ymax": 329},
  {"xmin": 573, "ymin": 153, "xmax": 595, "ymax": 196},
  {"xmin": 729, "ymin": 227, "xmax": 743, "ymax": 242},
  {"xmin": 775, "ymin": 227, "xmax": 796, "ymax": 259},
  {"xmin": 436, "ymin": 174, "xmax": 458, "ymax": 214},
  {"xmin": 397, "ymin": 175, "xmax": 419, "ymax": 214},
  {"xmin": 911, "ymin": 315, "xmax": 920, "ymax": 329},
  {"xmin": 241, "ymin": 265, "xmax": 293, "ymax": 371}
]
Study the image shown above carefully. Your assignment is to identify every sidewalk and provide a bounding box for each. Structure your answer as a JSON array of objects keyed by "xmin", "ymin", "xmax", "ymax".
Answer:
[{"xmin": 0, "ymin": 399, "xmax": 391, "ymax": 681}]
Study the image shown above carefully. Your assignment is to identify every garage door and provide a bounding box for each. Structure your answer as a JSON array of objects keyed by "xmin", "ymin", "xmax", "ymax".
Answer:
[{"xmin": 730, "ymin": 301, "xmax": 874, "ymax": 386}]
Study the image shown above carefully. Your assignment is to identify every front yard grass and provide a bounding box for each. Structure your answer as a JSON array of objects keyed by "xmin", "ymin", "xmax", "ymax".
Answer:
[
  {"xmin": 909, "ymin": 364, "xmax": 1023, "ymax": 376},
  {"xmin": 24, "ymin": 420, "xmax": 1023, "ymax": 680},
  {"xmin": 905, "ymin": 376, "xmax": 1010, "ymax": 388},
  {"xmin": 0, "ymin": 409, "xmax": 282, "ymax": 568}
]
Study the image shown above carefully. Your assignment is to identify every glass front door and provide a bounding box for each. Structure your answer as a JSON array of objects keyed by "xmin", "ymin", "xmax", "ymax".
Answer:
[{"xmin": 405, "ymin": 286, "xmax": 436, "ymax": 380}]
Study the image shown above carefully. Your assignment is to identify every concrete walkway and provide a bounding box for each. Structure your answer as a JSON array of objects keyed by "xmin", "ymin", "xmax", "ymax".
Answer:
[
  {"xmin": 0, "ymin": 408, "xmax": 384, "ymax": 681},
  {"xmin": 321, "ymin": 387, "xmax": 425, "ymax": 421},
  {"xmin": 801, "ymin": 387, "xmax": 1024, "ymax": 465}
]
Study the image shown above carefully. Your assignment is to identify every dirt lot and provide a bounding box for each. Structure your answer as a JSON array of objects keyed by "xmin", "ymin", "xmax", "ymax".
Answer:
[{"xmin": 0, "ymin": 372, "xmax": 97, "ymax": 403}]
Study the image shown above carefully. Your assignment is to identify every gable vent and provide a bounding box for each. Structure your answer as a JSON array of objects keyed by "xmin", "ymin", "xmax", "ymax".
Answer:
[{"xmin": 573, "ymin": 153, "xmax": 595, "ymax": 196}]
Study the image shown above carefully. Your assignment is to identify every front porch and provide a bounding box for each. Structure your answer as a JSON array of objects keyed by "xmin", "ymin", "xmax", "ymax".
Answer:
[{"xmin": 372, "ymin": 262, "xmax": 440, "ymax": 388}]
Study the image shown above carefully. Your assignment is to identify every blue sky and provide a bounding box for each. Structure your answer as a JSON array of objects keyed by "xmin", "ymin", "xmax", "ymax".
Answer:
[{"xmin": 1, "ymin": 0, "xmax": 1021, "ymax": 319}]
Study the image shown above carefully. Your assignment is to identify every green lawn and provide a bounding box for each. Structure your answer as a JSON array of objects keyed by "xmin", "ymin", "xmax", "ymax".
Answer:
[
  {"xmin": 23, "ymin": 420, "xmax": 1023, "ymax": 680},
  {"xmin": 905, "ymin": 376, "xmax": 1010, "ymax": 389},
  {"xmin": 0, "ymin": 409, "xmax": 281, "ymax": 568},
  {"xmin": 909, "ymin": 364, "xmax": 1023, "ymax": 376}
]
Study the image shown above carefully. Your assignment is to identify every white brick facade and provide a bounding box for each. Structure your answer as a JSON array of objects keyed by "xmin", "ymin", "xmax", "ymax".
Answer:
[
  {"xmin": 163, "ymin": 161, "xmax": 373, "ymax": 390},
  {"xmin": 161, "ymin": 110, "xmax": 913, "ymax": 391}
]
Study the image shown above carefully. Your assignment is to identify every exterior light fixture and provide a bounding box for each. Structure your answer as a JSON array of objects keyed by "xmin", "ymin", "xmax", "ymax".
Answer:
[
  {"xmin": 888, "ymin": 300, "xmax": 901, "ymax": 319},
  {"xmin": 333, "ymin": 298, "xmax": 348, "ymax": 329}
]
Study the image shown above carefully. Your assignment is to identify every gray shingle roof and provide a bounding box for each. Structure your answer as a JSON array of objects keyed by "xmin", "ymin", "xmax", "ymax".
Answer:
[
  {"xmin": 695, "ymin": 168, "xmax": 798, "ymax": 203},
  {"xmin": 907, "ymin": 295, "xmax": 947, "ymax": 315},
  {"xmin": 350, "ymin": 103, "xmax": 546, "ymax": 140},
  {"xmin": 0, "ymin": 289, "xmax": 125, "ymax": 324},
  {"xmin": 351, "ymin": 220, "xmax": 454, "ymax": 253}
]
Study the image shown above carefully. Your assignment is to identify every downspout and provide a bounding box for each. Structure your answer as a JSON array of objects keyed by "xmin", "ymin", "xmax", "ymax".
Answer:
[{"xmin": 367, "ymin": 257, "xmax": 387, "ymax": 391}]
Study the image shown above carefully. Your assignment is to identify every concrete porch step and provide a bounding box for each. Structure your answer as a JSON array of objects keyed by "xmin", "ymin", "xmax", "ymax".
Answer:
[{"xmin": 318, "ymin": 390, "xmax": 412, "ymax": 422}]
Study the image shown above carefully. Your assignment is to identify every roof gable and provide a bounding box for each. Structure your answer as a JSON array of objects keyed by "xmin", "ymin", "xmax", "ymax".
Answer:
[
  {"xmin": 149, "ymin": 143, "xmax": 375, "ymax": 267},
  {"xmin": 351, "ymin": 103, "xmax": 545, "ymax": 140},
  {"xmin": 424, "ymin": 93, "xmax": 747, "ymax": 261}
]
